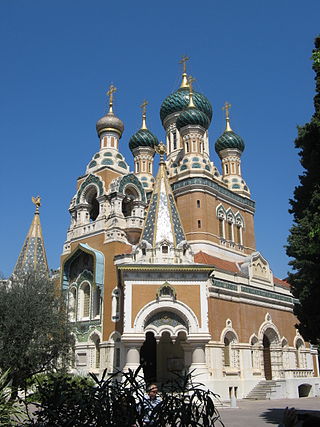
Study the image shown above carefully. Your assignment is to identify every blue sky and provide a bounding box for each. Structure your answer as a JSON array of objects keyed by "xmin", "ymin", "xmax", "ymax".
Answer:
[{"xmin": 0, "ymin": 0, "xmax": 319, "ymax": 278}]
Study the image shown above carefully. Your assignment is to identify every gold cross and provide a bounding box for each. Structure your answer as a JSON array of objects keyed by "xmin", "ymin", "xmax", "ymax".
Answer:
[
  {"xmin": 223, "ymin": 101, "xmax": 231, "ymax": 119},
  {"xmin": 179, "ymin": 55, "xmax": 190, "ymax": 74},
  {"xmin": 140, "ymin": 99, "xmax": 148, "ymax": 115},
  {"xmin": 107, "ymin": 84, "xmax": 117, "ymax": 104},
  {"xmin": 188, "ymin": 75, "xmax": 196, "ymax": 92}
]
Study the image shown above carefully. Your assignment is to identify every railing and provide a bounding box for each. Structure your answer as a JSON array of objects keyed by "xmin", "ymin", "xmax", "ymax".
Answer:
[{"xmin": 283, "ymin": 368, "xmax": 313, "ymax": 378}]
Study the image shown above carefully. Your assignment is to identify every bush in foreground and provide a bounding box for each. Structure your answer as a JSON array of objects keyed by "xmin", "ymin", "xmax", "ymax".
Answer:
[{"xmin": 25, "ymin": 367, "xmax": 224, "ymax": 426}]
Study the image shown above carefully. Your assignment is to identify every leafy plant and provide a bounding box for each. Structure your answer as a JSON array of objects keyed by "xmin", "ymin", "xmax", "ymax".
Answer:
[
  {"xmin": 24, "ymin": 366, "xmax": 224, "ymax": 426},
  {"xmin": 0, "ymin": 370, "xmax": 25, "ymax": 426}
]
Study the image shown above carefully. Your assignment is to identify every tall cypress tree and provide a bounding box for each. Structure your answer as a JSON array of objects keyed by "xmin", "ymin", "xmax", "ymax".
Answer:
[{"xmin": 286, "ymin": 36, "xmax": 320, "ymax": 345}]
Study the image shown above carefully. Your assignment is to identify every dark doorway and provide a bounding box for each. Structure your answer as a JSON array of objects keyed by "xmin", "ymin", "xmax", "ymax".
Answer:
[
  {"xmin": 140, "ymin": 332, "xmax": 157, "ymax": 383},
  {"xmin": 263, "ymin": 335, "xmax": 272, "ymax": 380}
]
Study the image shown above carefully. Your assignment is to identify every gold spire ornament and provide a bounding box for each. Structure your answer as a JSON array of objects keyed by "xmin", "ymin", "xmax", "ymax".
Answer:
[
  {"xmin": 187, "ymin": 75, "xmax": 196, "ymax": 108},
  {"xmin": 156, "ymin": 141, "xmax": 166, "ymax": 162},
  {"xmin": 32, "ymin": 196, "xmax": 41, "ymax": 214},
  {"xmin": 179, "ymin": 55, "xmax": 190, "ymax": 88},
  {"xmin": 140, "ymin": 99, "xmax": 148, "ymax": 130},
  {"xmin": 222, "ymin": 101, "xmax": 233, "ymax": 132},
  {"xmin": 106, "ymin": 84, "xmax": 117, "ymax": 113}
]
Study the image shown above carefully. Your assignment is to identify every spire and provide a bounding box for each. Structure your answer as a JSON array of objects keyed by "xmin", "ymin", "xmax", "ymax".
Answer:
[
  {"xmin": 187, "ymin": 75, "xmax": 196, "ymax": 108},
  {"xmin": 179, "ymin": 55, "xmax": 190, "ymax": 88},
  {"xmin": 13, "ymin": 196, "xmax": 49, "ymax": 278},
  {"xmin": 106, "ymin": 84, "xmax": 116, "ymax": 113},
  {"xmin": 140, "ymin": 100, "xmax": 148, "ymax": 130},
  {"xmin": 222, "ymin": 101, "xmax": 233, "ymax": 132},
  {"xmin": 140, "ymin": 142, "xmax": 187, "ymax": 248}
]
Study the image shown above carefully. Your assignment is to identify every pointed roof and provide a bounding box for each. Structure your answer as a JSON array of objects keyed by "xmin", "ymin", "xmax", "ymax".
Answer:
[
  {"xmin": 140, "ymin": 144, "xmax": 186, "ymax": 248},
  {"xmin": 13, "ymin": 197, "xmax": 49, "ymax": 278}
]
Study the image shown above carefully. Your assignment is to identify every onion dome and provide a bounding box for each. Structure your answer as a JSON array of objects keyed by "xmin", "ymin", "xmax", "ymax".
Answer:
[
  {"xmin": 176, "ymin": 76, "xmax": 211, "ymax": 131},
  {"xmin": 129, "ymin": 100, "xmax": 159, "ymax": 152},
  {"xmin": 96, "ymin": 84, "xmax": 124, "ymax": 137},
  {"xmin": 129, "ymin": 128, "xmax": 159, "ymax": 151},
  {"xmin": 176, "ymin": 106, "xmax": 210, "ymax": 131},
  {"xmin": 215, "ymin": 102, "xmax": 245, "ymax": 153},
  {"xmin": 160, "ymin": 87, "xmax": 212, "ymax": 124},
  {"xmin": 96, "ymin": 111, "xmax": 124, "ymax": 137}
]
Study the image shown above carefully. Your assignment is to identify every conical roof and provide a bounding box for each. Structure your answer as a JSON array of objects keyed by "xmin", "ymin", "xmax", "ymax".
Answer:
[
  {"xmin": 140, "ymin": 146, "xmax": 186, "ymax": 248},
  {"xmin": 13, "ymin": 197, "xmax": 49, "ymax": 278}
]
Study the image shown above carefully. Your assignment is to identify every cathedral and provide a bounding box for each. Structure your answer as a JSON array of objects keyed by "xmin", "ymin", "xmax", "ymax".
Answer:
[{"xmin": 15, "ymin": 59, "xmax": 319, "ymax": 400}]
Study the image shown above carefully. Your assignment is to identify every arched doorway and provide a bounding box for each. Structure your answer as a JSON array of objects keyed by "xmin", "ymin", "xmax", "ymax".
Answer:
[
  {"xmin": 263, "ymin": 334, "xmax": 272, "ymax": 380},
  {"xmin": 140, "ymin": 310, "xmax": 189, "ymax": 383}
]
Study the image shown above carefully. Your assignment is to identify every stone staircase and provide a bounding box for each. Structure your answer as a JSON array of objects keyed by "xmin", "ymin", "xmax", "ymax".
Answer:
[{"xmin": 245, "ymin": 380, "xmax": 280, "ymax": 400}]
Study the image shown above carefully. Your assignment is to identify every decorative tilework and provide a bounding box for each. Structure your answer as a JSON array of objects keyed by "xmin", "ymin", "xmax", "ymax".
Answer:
[
  {"xmin": 146, "ymin": 311, "xmax": 187, "ymax": 328},
  {"xmin": 141, "ymin": 194, "xmax": 158, "ymax": 244},
  {"xmin": 172, "ymin": 177, "xmax": 255, "ymax": 208}
]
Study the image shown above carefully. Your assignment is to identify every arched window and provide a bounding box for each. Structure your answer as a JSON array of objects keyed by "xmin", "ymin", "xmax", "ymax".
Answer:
[
  {"xmin": 173, "ymin": 131, "xmax": 177, "ymax": 150},
  {"xmin": 226, "ymin": 210, "xmax": 235, "ymax": 242},
  {"xmin": 81, "ymin": 282, "xmax": 91, "ymax": 318},
  {"xmin": 223, "ymin": 331, "xmax": 238, "ymax": 368},
  {"xmin": 84, "ymin": 186, "xmax": 100, "ymax": 221},
  {"xmin": 235, "ymin": 213, "xmax": 244, "ymax": 245},
  {"xmin": 92, "ymin": 286, "xmax": 101, "ymax": 318},
  {"xmin": 217, "ymin": 205, "xmax": 226, "ymax": 239},
  {"xmin": 122, "ymin": 187, "xmax": 139, "ymax": 217},
  {"xmin": 295, "ymin": 339, "xmax": 305, "ymax": 368}
]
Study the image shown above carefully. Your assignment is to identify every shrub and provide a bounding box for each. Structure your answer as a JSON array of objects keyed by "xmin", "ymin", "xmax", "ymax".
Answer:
[{"xmin": 24, "ymin": 366, "xmax": 224, "ymax": 426}]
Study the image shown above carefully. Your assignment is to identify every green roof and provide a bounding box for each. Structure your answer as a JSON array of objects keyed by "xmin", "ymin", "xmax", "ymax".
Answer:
[
  {"xmin": 160, "ymin": 87, "xmax": 212, "ymax": 123},
  {"xmin": 215, "ymin": 130, "xmax": 245, "ymax": 153}
]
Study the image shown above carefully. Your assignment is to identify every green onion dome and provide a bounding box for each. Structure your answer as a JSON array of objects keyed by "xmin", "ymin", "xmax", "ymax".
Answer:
[
  {"xmin": 96, "ymin": 111, "xmax": 124, "ymax": 137},
  {"xmin": 215, "ymin": 130, "xmax": 245, "ymax": 154},
  {"xmin": 176, "ymin": 106, "xmax": 210, "ymax": 131},
  {"xmin": 129, "ymin": 128, "xmax": 159, "ymax": 152},
  {"xmin": 160, "ymin": 87, "xmax": 213, "ymax": 124}
]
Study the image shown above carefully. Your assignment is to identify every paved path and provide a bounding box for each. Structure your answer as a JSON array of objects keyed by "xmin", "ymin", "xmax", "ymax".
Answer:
[{"xmin": 217, "ymin": 397, "xmax": 320, "ymax": 426}]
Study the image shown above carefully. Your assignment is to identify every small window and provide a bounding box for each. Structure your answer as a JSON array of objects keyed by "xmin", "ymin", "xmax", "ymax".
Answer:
[
  {"xmin": 219, "ymin": 219, "xmax": 224, "ymax": 238},
  {"xmin": 197, "ymin": 200, "xmax": 200, "ymax": 208},
  {"xmin": 162, "ymin": 245, "xmax": 168, "ymax": 254},
  {"xmin": 173, "ymin": 132, "xmax": 177, "ymax": 150},
  {"xmin": 142, "ymin": 247, "xmax": 146, "ymax": 256},
  {"xmin": 198, "ymin": 220, "xmax": 201, "ymax": 228},
  {"xmin": 225, "ymin": 164, "xmax": 229, "ymax": 174},
  {"xmin": 227, "ymin": 222, "xmax": 233, "ymax": 241}
]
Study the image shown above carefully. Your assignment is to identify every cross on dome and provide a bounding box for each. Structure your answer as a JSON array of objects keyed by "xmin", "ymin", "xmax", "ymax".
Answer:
[
  {"xmin": 106, "ymin": 84, "xmax": 117, "ymax": 112},
  {"xmin": 140, "ymin": 99, "xmax": 148, "ymax": 130},
  {"xmin": 222, "ymin": 101, "xmax": 233, "ymax": 132}
]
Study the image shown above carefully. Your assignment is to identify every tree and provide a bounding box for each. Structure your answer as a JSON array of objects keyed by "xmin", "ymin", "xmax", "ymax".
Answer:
[
  {"xmin": 0, "ymin": 272, "xmax": 74, "ymax": 397},
  {"xmin": 286, "ymin": 36, "xmax": 320, "ymax": 345}
]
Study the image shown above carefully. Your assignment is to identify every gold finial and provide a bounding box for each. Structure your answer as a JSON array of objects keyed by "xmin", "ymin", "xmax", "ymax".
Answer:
[
  {"xmin": 179, "ymin": 55, "xmax": 190, "ymax": 88},
  {"xmin": 187, "ymin": 75, "xmax": 196, "ymax": 108},
  {"xmin": 106, "ymin": 84, "xmax": 117, "ymax": 113},
  {"xmin": 32, "ymin": 196, "xmax": 41, "ymax": 214},
  {"xmin": 156, "ymin": 141, "xmax": 166, "ymax": 162},
  {"xmin": 140, "ymin": 99, "xmax": 148, "ymax": 130},
  {"xmin": 222, "ymin": 101, "xmax": 233, "ymax": 132}
]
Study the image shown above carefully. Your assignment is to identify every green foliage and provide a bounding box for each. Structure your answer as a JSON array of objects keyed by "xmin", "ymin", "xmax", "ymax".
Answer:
[
  {"xmin": 286, "ymin": 36, "xmax": 320, "ymax": 344},
  {"xmin": 0, "ymin": 370, "xmax": 25, "ymax": 426},
  {"xmin": 0, "ymin": 272, "xmax": 75, "ymax": 397},
  {"xmin": 24, "ymin": 367, "xmax": 224, "ymax": 426}
]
